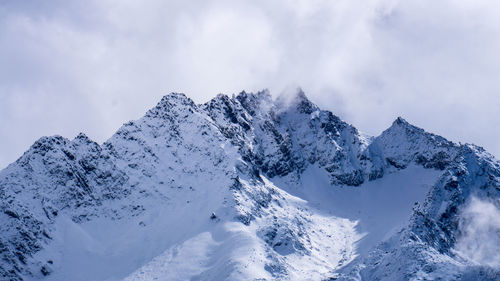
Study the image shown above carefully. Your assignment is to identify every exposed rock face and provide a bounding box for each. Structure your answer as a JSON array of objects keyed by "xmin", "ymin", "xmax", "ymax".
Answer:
[{"xmin": 0, "ymin": 90, "xmax": 498, "ymax": 280}]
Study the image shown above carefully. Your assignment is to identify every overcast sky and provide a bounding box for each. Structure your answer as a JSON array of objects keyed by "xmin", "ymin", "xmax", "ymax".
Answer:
[{"xmin": 1, "ymin": 0, "xmax": 500, "ymax": 168}]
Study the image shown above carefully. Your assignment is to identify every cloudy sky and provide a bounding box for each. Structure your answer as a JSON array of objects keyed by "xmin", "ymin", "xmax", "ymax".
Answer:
[{"xmin": 1, "ymin": 0, "xmax": 499, "ymax": 168}]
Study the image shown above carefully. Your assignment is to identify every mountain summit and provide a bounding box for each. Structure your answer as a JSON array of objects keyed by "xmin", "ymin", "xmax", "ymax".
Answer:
[{"xmin": 1, "ymin": 90, "xmax": 499, "ymax": 281}]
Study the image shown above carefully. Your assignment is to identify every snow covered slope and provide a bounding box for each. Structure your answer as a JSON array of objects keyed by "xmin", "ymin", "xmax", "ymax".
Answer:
[{"xmin": 0, "ymin": 89, "xmax": 498, "ymax": 281}]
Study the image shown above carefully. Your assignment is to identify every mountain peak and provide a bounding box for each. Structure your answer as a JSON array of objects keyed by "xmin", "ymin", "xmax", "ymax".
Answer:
[
  {"xmin": 294, "ymin": 87, "xmax": 308, "ymax": 101},
  {"xmin": 73, "ymin": 132, "xmax": 92, "ymax": 142},
  {"xmin": 234, "ymin": 89, "xmax": 272, "ymax": 103},
  {"xmin": 277, "ymin": 88, "xmax": 318, "ymax": 114},
  {"xmin": 233, "ymin": 90, "xmax": 272, "ymax": 116},
  {"xmin": 384, "ymin": 116, "xmax": 452, "ymax": 145},
  {"xmin": 71, "ymin": 133, "xmax": 101, "ymax": 152},
  {"xmin": 158, "ymin": 92, "xmax": 194, "ymax": 106},
  {"xmin": 14, "ymin": 135, "xmax": 71, "ymax": 164},
  {"xmin": 29, "ymin": 135, "xmax": 69, "ymax": 152},
  {"xmin": 386, "ymin": 116, "xmax": 423, "ymax": 134},
  {"xmin": 146, "ymin": 92, "xmax": 196, "ymax": 118},
  {"xmin": 394, "ymin": 116, "xmax": 409, "ymax": 126},
  {"xmin": 294, "ymin": 91, "xmax": 318, "ymax": 114}
]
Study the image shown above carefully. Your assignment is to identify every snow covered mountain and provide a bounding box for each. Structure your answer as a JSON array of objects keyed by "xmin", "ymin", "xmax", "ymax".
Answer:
[{"xmin": 1, "ymin": 90, "xmax": 499, "ymax": 281}]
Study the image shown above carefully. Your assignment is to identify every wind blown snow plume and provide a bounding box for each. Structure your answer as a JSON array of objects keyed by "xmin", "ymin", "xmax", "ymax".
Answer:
[{"xmin": 454, "ymin": 197, "xmax": 500, "ymax": 268}]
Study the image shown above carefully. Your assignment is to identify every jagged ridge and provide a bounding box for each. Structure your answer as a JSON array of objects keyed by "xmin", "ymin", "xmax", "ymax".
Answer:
[{"xmin": 0, "ymin": 89, "xmax": 498, "ymax": 280}]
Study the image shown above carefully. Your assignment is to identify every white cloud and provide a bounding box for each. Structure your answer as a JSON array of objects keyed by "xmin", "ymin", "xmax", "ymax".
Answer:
[
  {"xmin": 1, "ymin": 0, "xmax": 500, "ymax": 168},
  {"xmin": 454, "ymin": 196, "xmax": 500, "ymax": 268}
]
